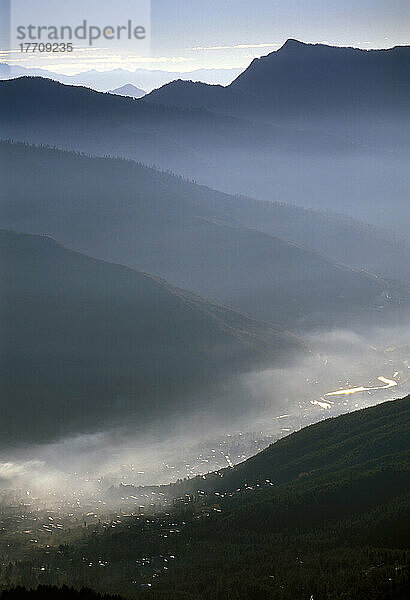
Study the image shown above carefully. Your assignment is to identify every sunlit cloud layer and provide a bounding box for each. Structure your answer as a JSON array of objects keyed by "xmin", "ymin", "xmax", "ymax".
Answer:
[
  {"xmin": 187, "ymin": 42, "xmax": 282, "ymax": 51},
  {"xmin": 1, "ymin": 47, "xmax": 195, "ymax": 74}
]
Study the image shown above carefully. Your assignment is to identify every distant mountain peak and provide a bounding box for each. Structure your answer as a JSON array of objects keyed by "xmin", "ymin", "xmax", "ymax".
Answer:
[
  {"xmin": 109, "ymin": 83, "xmax": 146, "ymax": 98},
  {"xmin": 276, "ymin": 38, "xmax": 343, "ymax": 55},
  {"xmin": 281, "ymin": 38, "xmax": 306, "ymax": 49}
]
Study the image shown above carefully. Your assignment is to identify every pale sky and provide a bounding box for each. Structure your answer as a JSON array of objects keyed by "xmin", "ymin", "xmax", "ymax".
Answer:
[{"xmin": 0, "ymin": 0, "xmax": 409, "ymax": 74}]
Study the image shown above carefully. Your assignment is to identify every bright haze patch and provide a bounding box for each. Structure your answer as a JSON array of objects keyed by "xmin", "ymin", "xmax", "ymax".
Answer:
[{"xmin": 0, "ymin": 317, "xmax": 408, "ymax": 505}]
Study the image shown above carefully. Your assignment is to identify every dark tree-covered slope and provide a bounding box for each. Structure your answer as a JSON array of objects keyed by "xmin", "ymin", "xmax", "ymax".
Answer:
[
  {"xmin": 5, "ymin": 398, "xmax": 408, "ymax": 599},
  {"xmin": 0, "ymin": 229, "xmax": 302, "ymax": 446},
  {"xmin": 0, "ymin": 587, "xmax": 125, "ymax": 600},
  {"xmin": 164, "ymin": 395, "xmax": 410, "ymax": 497}
]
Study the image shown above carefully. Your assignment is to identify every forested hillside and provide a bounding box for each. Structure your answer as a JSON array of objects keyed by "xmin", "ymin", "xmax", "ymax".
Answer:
[{"xmin": 2, "ymin": 398, "xmax": 408, "ymax": 599}]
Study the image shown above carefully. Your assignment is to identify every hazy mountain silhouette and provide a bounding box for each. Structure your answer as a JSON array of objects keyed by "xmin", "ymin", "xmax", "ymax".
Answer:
[
  {"xmin": 0, "ymin": 63, "xmax": 241, "ymax": 92},
  {"xmin": 0, "ymin": 229, "xmax": 303, "ymax": 446},
  {"xmin": 0, "ymin": 142, "xmax": 396, "ymax": 330},
  {"xmin": 0, "ymin": 76, "xmax": 408, "ymax": 234},
  {"xmin": 109, "ymin": 83, "xmax": 146, "ymax": 98},
  {"xmin": 188, "ymin": 190, "xmax": 410, "ymax": 284},
  {"xmin": 146, "ymin": 39, "xmax": 410, "ymax": 147}
]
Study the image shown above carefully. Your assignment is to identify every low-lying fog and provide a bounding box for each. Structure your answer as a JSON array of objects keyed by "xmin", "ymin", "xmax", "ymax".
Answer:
[{"xmin": 0, "ymin": 319, "xmax": 408, "ymax": 514}]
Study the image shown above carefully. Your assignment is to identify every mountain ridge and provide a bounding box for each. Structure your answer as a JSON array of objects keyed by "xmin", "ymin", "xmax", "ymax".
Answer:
[
  {"xmin": 0, "ymin": 63, "xmax": 241, "ymax": 92},
  {"xmin": 1, "ymin": 74, "xmax": 407, "ymax": 233},
  {"xmin": 0, "ymin": 141, "xmax": 399, "ymax": 330},
  {"xmin": 0, "ymin": 228, "xmax": 304, "ymax": 446},
  {"xmin": 147, "ymin": 38, "xmax": 410, "ymax": 117}
]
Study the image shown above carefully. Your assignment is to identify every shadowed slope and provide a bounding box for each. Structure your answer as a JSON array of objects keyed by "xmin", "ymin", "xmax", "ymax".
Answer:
[
  {"xmin": 0, "ymin": 142, "xmax": 393, "ymax": 329},
  {"xmin": 0, "ymin": 229, "xmax": 303, "ymax": 446}
]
